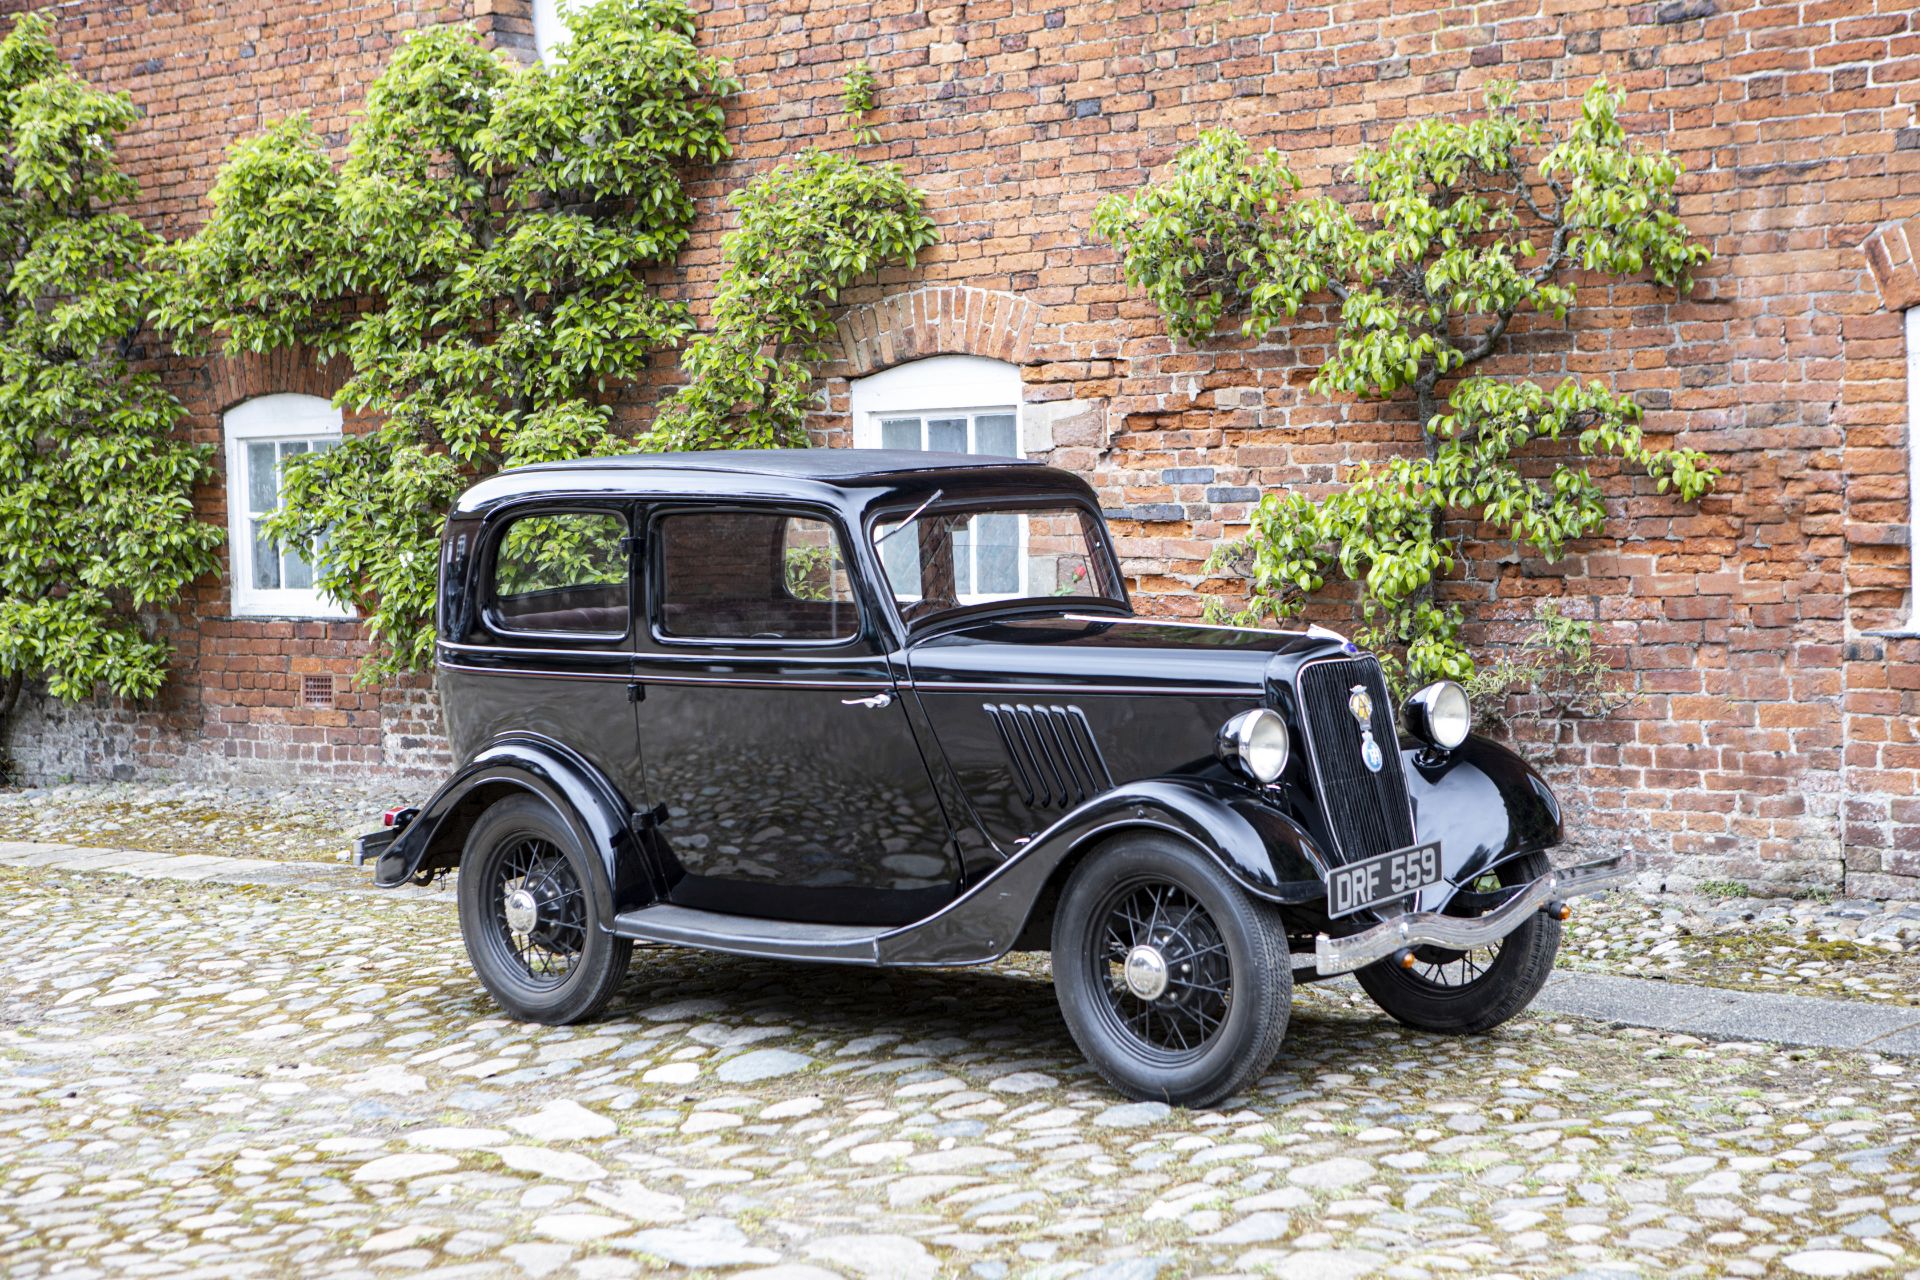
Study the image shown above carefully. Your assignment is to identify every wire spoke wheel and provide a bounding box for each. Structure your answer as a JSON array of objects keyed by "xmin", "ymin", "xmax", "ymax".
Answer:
[
  {"xmin": 1088, "ymin": 878, "xmax": 1234, "ymax": 1062},
  {"xmin": 1407, "ymin": 871, "xmax": 1507, "ymax": 988},
  {"xmin": 485, "ymin": 835, "xmax": 587, "ymax": 987},
  {"xmin": 1354, "ymin": 850, "xmax": 1562, "ymax": 1036}
]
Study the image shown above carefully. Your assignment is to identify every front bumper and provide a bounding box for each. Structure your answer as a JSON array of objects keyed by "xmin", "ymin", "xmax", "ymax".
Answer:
[{"xmin": 1313, "ymin": 855, "xmax": 1634, "ymax": 976}]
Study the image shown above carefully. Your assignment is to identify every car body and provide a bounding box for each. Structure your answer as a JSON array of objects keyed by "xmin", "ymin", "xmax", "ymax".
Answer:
[{"xmin": 360, "ymin": 449, "xmax": 1629, "ymax": 1104}]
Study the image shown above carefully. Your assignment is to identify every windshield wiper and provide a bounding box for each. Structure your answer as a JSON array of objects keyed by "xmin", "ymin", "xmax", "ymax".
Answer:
[{"xmin": 873, "ymin": 489, "xmax": 943, "ymax": 544}]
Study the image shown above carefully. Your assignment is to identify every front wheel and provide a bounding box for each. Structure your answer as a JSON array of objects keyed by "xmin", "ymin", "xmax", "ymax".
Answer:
[
  {"xmin": 1354, "ymin": 849, "xmax": 1561, "ymax": 1035},
  {"xmin": 457, "ymin": 795, "xmax": 631, "ymax": 1025},
  {"xmin": 1052, "ymin": 836, "xmax": 1292, "ymax": 1108}
]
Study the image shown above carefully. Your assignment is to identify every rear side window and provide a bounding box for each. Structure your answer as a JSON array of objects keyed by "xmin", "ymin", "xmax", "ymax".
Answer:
[
  {"xmin": 656, "ymin": 511, "xmax": 857, "ymax": 643},
  {"xmin": 490, "ymin": 511, "xmax": 630, "ymax": 637}
]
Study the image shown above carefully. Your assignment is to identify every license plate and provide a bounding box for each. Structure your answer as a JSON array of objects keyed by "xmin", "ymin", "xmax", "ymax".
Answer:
[{"xmin": 1326, "ymin": 840, "xmax": 1442, "ymax": 918}]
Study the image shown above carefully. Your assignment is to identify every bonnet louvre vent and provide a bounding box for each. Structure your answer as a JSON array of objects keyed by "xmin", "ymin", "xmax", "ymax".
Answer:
[{"xmin": 983, "ymin": 703, "xmax": 1113, "ymax": 809}]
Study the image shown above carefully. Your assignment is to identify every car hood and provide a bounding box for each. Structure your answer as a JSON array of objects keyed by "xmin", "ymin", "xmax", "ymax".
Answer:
[{"xmin": 901, "ymin": 612, "xmax": 1352, "ymax": 696}]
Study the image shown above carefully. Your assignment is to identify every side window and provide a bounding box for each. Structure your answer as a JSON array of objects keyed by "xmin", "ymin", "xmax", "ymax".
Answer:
[
  {"xmin": 657, "ymin": 511, "xmax": 858, "ymax": 643},
  {"xmin": 490, "ymin": 511, "xmax": 630, "ymax": 637}
]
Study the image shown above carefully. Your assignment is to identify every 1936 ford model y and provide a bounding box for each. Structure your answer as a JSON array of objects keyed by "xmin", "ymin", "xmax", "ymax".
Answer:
[{"xmin": 359, "ymin": 450, "xmax": 1630, "ymax": 1106}]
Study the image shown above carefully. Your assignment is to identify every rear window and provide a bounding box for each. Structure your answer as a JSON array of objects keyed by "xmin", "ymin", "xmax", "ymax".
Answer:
[
  {"xmin": 490, "ymin": 511, "xmax": 630, "ymax": 637},
  {"xmin": 656, "ymin": 511, "xmax": 858, "ymax": 643}
]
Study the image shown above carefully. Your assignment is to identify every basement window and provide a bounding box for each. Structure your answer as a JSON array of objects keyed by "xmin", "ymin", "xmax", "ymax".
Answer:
[{"xmin": 224, "ymin": 394, "xmax": 353, "ymax": 620}]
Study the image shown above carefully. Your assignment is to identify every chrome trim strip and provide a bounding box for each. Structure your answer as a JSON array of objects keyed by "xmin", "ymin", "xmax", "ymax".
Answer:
[
  {"xmin": 438, "ymin": 662, "xmax": 631, "ymax": 682},
  {"xmin": 1313, "ymin": 856, "xmax": 1635, "ymax": 976},
  {"xmin": 912, "ymin": 681, "xmax": 1251, "ymax": 697},
  {"xmin": 1063, "ymin": 613, "xmax": 1307, "ymax": 638},
  {"xmin": 438, "ymin": 657, "xmax": 1247, "ymax": 699},
  {"xmin": 437, "ymin": 659, "xmax": 893, "ymax": 691},
  {"xmin": 440, "ymin": 638, "xmax": 631, "ymax": 660}
]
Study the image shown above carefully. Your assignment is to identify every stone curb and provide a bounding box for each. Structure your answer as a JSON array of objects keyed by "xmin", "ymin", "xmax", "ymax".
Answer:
[
  {"xmin": 1534, "ymin": 969, "xmax": 1920, "ymax": 1057},
  {"xmin": 6, "ymin": 839, "xmax": 1919, "ymax": 1059}
]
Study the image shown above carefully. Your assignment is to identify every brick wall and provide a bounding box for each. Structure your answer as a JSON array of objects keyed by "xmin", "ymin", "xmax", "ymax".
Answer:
[{"xmin": 4, "ymin": 0, "xmax": 1916, "ymax": 893}]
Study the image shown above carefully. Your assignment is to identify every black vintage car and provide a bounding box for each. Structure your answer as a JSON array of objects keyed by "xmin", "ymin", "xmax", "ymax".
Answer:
[{"xmin": 359, "ymin": 450, "xmax": 1627, "ymax": 1105}]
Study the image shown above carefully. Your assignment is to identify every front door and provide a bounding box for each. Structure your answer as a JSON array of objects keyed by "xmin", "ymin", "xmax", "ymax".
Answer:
[{"xmin": 633, "ymin": 503, "xmax": 958, "ymax": 926}]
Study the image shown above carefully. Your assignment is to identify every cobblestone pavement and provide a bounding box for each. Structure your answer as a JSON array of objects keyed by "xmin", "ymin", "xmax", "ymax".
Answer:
[
  {"xmin": 1567, "ymin": 894, "xmax": 1920, "ymax": 1009},
  {"xmin": 0, "ymin": 781, "xmax": 397, "ymax": 863},
  {"xmin": 7, "ymin": 782, "xmax": 1918, "ymax": 1009},
  {"xmin": 4, "ymin": 861, "xmax": 1918, "ymax": 1280}
]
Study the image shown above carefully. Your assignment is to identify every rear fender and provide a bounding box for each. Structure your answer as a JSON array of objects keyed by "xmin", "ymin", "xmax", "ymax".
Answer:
[
  {"xmin": 373, "ymin": 735, "xmax": 655, "ymax": 921},
  {"xmin": 875, "ymin": 776, "xmax": 1333, "ymax": 966}
]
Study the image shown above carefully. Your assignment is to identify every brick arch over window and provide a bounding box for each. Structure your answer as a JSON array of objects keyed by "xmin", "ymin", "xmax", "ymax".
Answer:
[
  {"xmin": 827, "ymin": 286, "xmax": 1041, "ymax": 379},
  {"xmin": 204, "ymin": 346, "xmax": 346, "ymax": 418},
  {"xmin": 1863, "ymin": 218, "xmax": 1920, "ymax": 311}
]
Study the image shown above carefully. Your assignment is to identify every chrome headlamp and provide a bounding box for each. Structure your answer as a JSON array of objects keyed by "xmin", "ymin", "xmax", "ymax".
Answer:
[
  {"xmin": 1403, "ymin": 680, "xmax": 1471, "ymax": 752},
  {"xmin": 1217, "ymin": 708, "xmax": 1289, "ymax": 784}
]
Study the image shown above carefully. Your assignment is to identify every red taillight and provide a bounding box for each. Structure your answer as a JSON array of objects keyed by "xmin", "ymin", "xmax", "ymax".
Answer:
[{"xmin": 383, "ymin": 807, "xmax": 408, "ymax": 828}]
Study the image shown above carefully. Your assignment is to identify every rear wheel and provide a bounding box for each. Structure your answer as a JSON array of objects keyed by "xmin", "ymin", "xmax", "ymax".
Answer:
[
  {"xmin": 1052, "ymin": 836, "xmax": 1291, "ymax": 1107},
  {"xmin": 457, "ymin": 795, "xmax": 631, "ymax": 1024},
  {"xmin": 1354, "ymin": 850, "xmax": 1561, "ymax": 1035}
]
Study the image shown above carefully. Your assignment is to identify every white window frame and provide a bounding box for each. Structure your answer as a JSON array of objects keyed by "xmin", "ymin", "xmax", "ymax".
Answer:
[
  {"xmin": 1907, "ymin": 306, "xmax": 1920, "ymax": 631},
  {"xmin": 224, "ymin": 394, "xmax": 353, "ymax": 620},
  {"xmin": 851, "ymin": 356, "xmax": 1027, "ymax": 601},
  {"xmin": 848, "ymin": 355, "xmax": 1023, "ymax": 451},
  {"xmin": 532, "ymin": 0, "xmax": 581, "ymax": 62}
]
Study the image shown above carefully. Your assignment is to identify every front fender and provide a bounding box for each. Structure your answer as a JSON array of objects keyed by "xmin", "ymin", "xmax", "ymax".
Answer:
[
  {"xmin": 373, "ymin": 735, "xmax": 655, "ymax": 922},
  {"xmin": 874, "ymin": 776, "xmax": 1334, "ymax": 966},
  {"xmin": 1403, "ymin": 734, "xmax": 1563, "ymax": 890}
]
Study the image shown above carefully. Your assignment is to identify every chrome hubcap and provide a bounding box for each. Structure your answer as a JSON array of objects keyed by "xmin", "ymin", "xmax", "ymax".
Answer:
[
  {"xmin": 503, "ymin": 887, "xmax": 540, "ymax": 934},
  {"xmin": 1122, "ymin": 944, "xmax": 1170, "ymax": 1000}
]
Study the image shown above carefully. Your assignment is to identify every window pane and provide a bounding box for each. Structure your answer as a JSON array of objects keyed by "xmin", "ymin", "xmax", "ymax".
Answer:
[
  {"xmin": 659, "ymin": 512, "xmax": 857, "ymax": 642},
  {"xmin": 246, "ymin": 442, "xmax": 278, "ymax": 514},
  {"xmin": 927, "ymin": 417, "xmax": 966, "ymax": 453},
  {"xmin": 250, "ymin": 520, "xmax": 280, "ymax": 590},
  {"xmin": 781, "ymin": 517, "xmax": 854, "ymax": 605},
  {"xmin": 880, "ymin": 417, "xmax": 921, "ymax": 451},
  {"xmin": 973, "ymin": 513, "xmax": 1020, "ymax": 594},
  {"xmin": 278, "ymin": 440, "xmax": 309, "ymax": 462},
  {"xmin": 975, "ymin": 413, "xmax": 1017, "ymax": 457},
  {"xmin": 283, "ymin": 544, "xmax": 312, "ymax": 590},
  {"xmin": 951, "ymin": 520, "xmax": 972, "ymax": 595},
  {"xmin": 492, "ymin": 511, "xmax": 629, "ymax": 636}
]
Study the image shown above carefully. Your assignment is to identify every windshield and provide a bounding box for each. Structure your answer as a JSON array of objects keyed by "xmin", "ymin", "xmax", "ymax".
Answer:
[{"xmin": 873, "ymin": 502, "xmax": 1123, "ymax": 626}]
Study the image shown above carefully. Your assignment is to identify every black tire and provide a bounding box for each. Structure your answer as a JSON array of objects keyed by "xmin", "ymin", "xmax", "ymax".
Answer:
[
  {"xmin": 1354, "ymin": 849, "xmax": 1561, "ymax": 1035},
  {"xmin": 457, "ymin": 795, "xmax": 631, "ymax": 1025},
  {"xmin": 1051, "ymin": 835, "xmax": 1292, "ymax": 1108}
]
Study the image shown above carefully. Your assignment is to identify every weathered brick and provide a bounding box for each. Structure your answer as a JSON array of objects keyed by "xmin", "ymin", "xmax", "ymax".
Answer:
[{"xmin": 0, "ymin": 0, "xmax": 1910, "ymax": 894}]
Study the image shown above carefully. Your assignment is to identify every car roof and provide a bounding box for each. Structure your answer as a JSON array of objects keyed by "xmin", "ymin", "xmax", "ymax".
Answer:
[{"xmin": 453, "ymin": 449, "xmax": 1097, "ymax": 517}]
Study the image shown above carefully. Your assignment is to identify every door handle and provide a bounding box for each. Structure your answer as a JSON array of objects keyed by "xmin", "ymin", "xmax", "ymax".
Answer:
[{"xmin": 841, "ymin": 692, "xmax": 894, "ymax": 709}]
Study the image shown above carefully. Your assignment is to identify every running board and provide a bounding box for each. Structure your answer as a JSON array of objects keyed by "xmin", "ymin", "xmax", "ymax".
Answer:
[{"xmin": 610, "ymin": 904, "xmax": 887, "ymax": 965}]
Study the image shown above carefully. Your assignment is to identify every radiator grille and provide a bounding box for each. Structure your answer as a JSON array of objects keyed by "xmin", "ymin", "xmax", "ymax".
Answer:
[
  {"xmin": 983, "ymin": 704, "xmax": 1114, "ymax": 809},
  {"xmin": 1296, "ymin": 657, "xmax": 1416, "ymax": 862}
]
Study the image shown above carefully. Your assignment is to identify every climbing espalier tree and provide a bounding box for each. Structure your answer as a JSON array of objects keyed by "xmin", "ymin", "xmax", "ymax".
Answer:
[
  {"xmin": 154, "ymin": 0, "xmax": 737, "ymax": 680},
  {"xmin": 1093, "ymin": 82, "xmax": 1717, "ymax": 691},
  {"xmin": 0, "ymin": 15, "xmax": 222, "ymax": 739}
]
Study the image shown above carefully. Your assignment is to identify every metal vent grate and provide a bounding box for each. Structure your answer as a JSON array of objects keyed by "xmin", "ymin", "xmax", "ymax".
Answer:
[
  {"xmin": 983, "ymin": 703, "xmax": 1114, "ymax": 809},
  {"xmin": 1295, "ymin": 657, "xmax": 1416, "ymax": 862},
  {"xmin": 301, "ymin": 674, "xmax": 336, "ymax": 708}
]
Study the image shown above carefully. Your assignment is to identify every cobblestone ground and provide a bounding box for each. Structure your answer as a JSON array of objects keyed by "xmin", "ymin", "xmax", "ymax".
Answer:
[
  {"xmin": 6, "ymin": 783, "xmax": 1917, "ymax": 1008},
  {"xmin": 3, "ymin": 863, "xmax": 1918, "ymax": 1280},
  {"xmin": 0, "ymin": 782, "xmax": 396, "ymax": 863},
  {"xmin": 1566, "ymin": 895, "xmax": 1920, "ymax": 1009}
]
